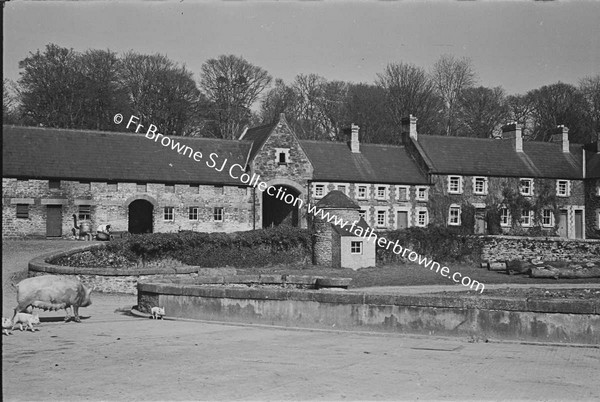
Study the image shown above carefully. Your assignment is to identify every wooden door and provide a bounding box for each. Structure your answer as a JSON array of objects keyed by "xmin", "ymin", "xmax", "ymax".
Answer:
[
  {"xmin": 397, "ymin": 211, "xmax": 408, "ymax": 229},
  {"xmin": 475, "ymin": 209, "xmax": 486, "ymax": 234},
  {"xmin": 46, "ymin": 205, "xmax": 62, "ymax": 237},
  {"xmin": 575, "ymin": 210, "xmax": 583, "ymax": 239},
  {"xmin": 557, "ymin": 210, "xmax": 568, "ymax": 238}
]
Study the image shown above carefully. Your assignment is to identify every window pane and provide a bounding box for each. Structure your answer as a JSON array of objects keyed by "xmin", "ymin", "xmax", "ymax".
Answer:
[{"xmin": 16, "ymin": 204, "xmax": 29, "ymax": 219}]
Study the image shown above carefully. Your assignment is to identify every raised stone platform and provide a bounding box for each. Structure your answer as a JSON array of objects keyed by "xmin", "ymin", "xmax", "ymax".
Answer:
[{"xmin": 137, "ymin": 280, "xmax": 600, "ymax": 345}]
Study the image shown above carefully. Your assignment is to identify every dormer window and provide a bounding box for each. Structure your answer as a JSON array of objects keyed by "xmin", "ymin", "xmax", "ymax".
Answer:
[{"xmin": 275, "ymin": 148, "xmax": 290, "ymax": 165}]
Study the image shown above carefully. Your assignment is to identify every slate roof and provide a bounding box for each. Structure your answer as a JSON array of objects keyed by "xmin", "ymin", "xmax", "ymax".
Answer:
[
  {"xmin": 2, "ymin": 125, "xmax": 250, "ymax": 185},
  {"xmin": 414, "ymin": 135, "xmax": 584, "ymax": 179},
  {"xmin": 300, "ymin": 141, "xmax": 428, "ymax": 184},
  {"xmin": 332, "ymin": 217, "xmax": 371, "ymax": 237},
  {"xmin": 587, "ymin": 152, "xmax": 600, "ymax": 179},
  {"xmin": 240, "ymin": 122, "xmax": 277, "ymax": 165},
  {"xmin": 315, "ymin": 190, "xmax": 361, "ymax": 209}
]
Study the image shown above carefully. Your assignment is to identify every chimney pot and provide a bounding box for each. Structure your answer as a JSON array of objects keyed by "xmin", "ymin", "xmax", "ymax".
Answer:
[
  {"xmin": 501, "ymin": 122, "xmax": 523, "ymax": 153},
  {"xmin": 550, "ymin": 125, "xmax": 570, "ymax": 153},
  {"xmin": 401, "ymin": 115, "xmax": 418, "ymax": 143},
  {"xmin": 349, "ymin": 123, "xmax": 360, "ymax": 153}
]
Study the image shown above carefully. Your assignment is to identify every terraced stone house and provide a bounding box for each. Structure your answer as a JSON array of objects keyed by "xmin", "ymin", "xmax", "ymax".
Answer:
[{"xmin": 3, "ymin": 114, "xmax": 599, "ymax": 239}]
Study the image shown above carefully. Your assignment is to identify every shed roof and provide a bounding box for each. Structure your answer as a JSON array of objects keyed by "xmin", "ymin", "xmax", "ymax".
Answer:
[
  {"xmin": 332, "ymin": 217, "xmax": 371, "ymax": 237},
  {"xmin": 315, "ymin": 190, "xmax": 360, "ymax": 209}
]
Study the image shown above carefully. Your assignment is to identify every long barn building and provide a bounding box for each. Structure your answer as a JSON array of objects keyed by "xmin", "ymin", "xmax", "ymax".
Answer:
[{"xmin": 3, "ymin": 114, "xmax": 600, "ymax": 239}]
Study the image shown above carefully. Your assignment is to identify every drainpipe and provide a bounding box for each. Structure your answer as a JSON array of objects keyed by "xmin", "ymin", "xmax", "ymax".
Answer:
[{"xmin": 252, "ymin": 186, "xmax": 256, "ymax": 230}]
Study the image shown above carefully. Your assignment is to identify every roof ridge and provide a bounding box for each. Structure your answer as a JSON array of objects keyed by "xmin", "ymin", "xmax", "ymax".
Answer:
[{"xmin": 2, "ymin": 125, "xmax": 244, "ymax": 144}]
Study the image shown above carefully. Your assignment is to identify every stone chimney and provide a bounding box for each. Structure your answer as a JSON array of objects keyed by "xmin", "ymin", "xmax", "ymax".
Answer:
[
  {"xmin": 550, "ymin": 125, "xmax": 570, "ymax": 153},
  {"xmin": 502, "ymin": 122, "xmax": 523, "ymax": 153},
  {"xmin": 401, "ymin": 115, "xmax": 418, "ymax": 143},
  {"xmin": 348, "ymin": 123, "xmax": 360, "ymax": 153}
]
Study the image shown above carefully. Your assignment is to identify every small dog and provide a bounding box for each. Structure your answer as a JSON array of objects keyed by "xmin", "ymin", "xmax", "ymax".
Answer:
[
  {"xmin": 12, "ymin": 313, "xmax": 40, "ymax": 332},
  {"xmin": 2, "ymin": 317, "xmax": 12, "ymax": 335},
  {"xmin": 149, "ymin": 306, "xmax": 165, "ymax": 320}
]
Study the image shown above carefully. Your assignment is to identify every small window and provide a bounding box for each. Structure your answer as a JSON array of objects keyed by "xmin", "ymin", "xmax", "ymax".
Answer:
[
  {"xmin": 542, "ymin": 209, "xmax": 553, "ymax": 227},
  {"xmin": 49, "ymin": 180, "xmax": 61, "ymax": 189},
  {"xmin": 473, "ymin": 177, "xmax": 488, "ymax": 195},
  {"xmin": 164, "ymin": 207, "xmax": 174, "ymax": 221},
  {"xmin": 417, "ymin": 210, "xmax": 428, "ymax": 227},
  {"xmin": 519, "ymin": 179, "xmax": 533, "ymax": 196},
  {"xmin": 80, "ymin": 181, "xmax": 91, "ymax": 191},
  {"xmin": 165, "ymin": 184, "xmax": 175, "ymax": 193},
  {"xmin": 275, "ymin": 148, "xmax": 290, "ymax": 165},
  {"xmin": 188, "ymin": 207, "xmax": 199, "ymax": 221},
  {"xmin": 376, "ymin": 186, "xmax": 387, "ymax": 200},
  {"xmin": 556, "ymin": 180, "xmax": 570, "ymax": 197},
  {"xmin": 376, "ymin": 210, "xmax": 387, "ymax": 227},
  {"xmin": 335, "ymin": 185, "xmax": 346, "ymax": 195},
  {"xmin": 397, "ymin": 186, "xmax": 408, "ymax": 201},
  {"xmin": 16, "ymin": 204, "xmax": 29, "ymax": 219},
  {"xmin": 214, "ymin": 185, "xmax": 224, "ymax": 194},
  {"xmin": 500, "ymin": 208, "xmax": 510, "ymax": 227},
  {"xmin": 416, "ymin": 187, "xmax": 428, "ymax": 201},
  {"xmin": 448, "ymin": 176, "xmax": 463, "ymax": 194},
  {"xmin": 78, "ymin": 205, "xmax": 91, "ymax": 221},
  {"xmin": 350, "ymin": 241, "xmax": 362, "ymax": 254},
  {"xmin": 107, "ymin": 181, "xmax": 118, "ymax": 191},
  {"xmin": 357, "ymin": 186, "xmax": 367, "ymax": 199},
  {"xmin": 314, "ymin": 184, "xmax": 325, "ymax": 198},
  {"xmin": 213, "ymin": 207, "xmax": 223, "ymax": 222},
  {"xmin": 448, "ymin": 205, "xmax": 461, "ymax": 226},
  {"xmin": 521, "ymin": 210, "xmax": 533, "ymax": 227},
  {"xmin": 137, "ymin": 183, "xmax": 147, "ymax": 192},
  {"xmin": 359, "ymin": 209, "xmax": 366, "ymax": 219}
]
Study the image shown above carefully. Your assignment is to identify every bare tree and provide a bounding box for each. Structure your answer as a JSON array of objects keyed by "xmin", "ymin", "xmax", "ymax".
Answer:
[
  {"xmin": 579, "ymin": 75, "xmax": 600, "ymax": 137},
  {"xmin": 3, "ymin": 78, "xmax": 19, "ymax": 124},
  {"xmin": 260, "ymin": 78, "xmax": 297, "ymax": 124},
  {"xmin": 526, "ymin": 82, "xmax": 592, "ymax": 143},
  {"xmin": 376, "ymin": 62, "xmax": 442, "ymax": 138},
  {"xmin": 506, "ymin": 93, "xmax": 536, "ymax": 140},
  {"xmin": 457, "ymin": 86, "xmax": 509, "ymax": 138},
  {"xmin": 430, "ymin": 55, "xmax": 477, "ymax": 136},
  {"xmin": 18, "ymin": 44, "xmax": 87, "ymax": 128},
  {"xmin": 120, "ymin": 52, "xmax": 204, "ymax": 136},
  {"xmin": 199, "ymin": 55, "xmax": 272, "ymax": 139}
]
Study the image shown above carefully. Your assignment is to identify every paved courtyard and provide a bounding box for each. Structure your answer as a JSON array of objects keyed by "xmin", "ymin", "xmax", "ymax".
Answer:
[{"xmin": 2, "ymin": 240, "xmax": 600, "ymax": 401}]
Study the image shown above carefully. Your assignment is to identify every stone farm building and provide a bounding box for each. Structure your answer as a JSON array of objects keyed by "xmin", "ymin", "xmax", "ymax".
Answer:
[{"xmin": 3, "ymin": 114, "xmax": 600, "ymax": 240}]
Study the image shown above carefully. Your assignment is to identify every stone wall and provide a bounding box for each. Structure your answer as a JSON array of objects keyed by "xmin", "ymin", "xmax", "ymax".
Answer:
[
  {"xmin": 308, "ymin": 182, "xmax": 427, "ymax": 230},
  {"xmin": 481, "ymin": 235, "xmax": 600, "ymax": 263},
  {"xmin": 2, "ymin": 177, "xmax": 253, "ymax": 238},
  {"xmin": 584, "ymin": 179, "xmax": 600, "ymax": 239},
  {"xmin": 250, "ymin": 116, "xmax": 314, "ymax": 229},
  {"xmin": 427, "ymin": 175, "xmax": 586, "ymax": 239}
]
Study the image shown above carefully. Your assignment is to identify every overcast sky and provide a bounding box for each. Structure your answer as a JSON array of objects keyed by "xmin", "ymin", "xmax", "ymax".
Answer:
[{"xmin": 3, "ymin": 0, "xmax": 600, "ymax": 96}]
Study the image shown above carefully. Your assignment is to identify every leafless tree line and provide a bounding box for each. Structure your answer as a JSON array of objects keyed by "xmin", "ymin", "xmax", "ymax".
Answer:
[{"xmin": 3, "ymin": 44, "xmax": 599, "ymax": 144}]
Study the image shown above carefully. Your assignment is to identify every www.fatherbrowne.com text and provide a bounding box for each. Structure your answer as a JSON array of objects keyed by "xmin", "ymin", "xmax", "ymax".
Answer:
[{"xmin": 115, "ymin": 113, "xmax": 485, "ymax": 293}]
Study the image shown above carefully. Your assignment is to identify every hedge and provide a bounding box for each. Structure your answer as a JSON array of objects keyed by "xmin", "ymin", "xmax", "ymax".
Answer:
[
  {"xmin": 376, "ymin": 226, "xmax": 483, "ymax": 265},
  {"xmin": 104, "ymin": 226, "xmax": 312, "ymax": 268}
]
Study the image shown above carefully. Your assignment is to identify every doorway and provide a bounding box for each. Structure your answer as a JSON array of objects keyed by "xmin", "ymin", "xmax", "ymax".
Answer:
[
  {"xmin": 262, "ymin": 185, "xmax": 300, "ymax": 228},
  {"xmin": 557, "ymin": 210, "xmax": 568, "ymax": 238},
  {"xmin": 128, "ymin": 199, "xmax": 154, "ymax": 234},
  {"xmin": 46, "ymin": 205, "xmax": 62, "ymax": 237}
]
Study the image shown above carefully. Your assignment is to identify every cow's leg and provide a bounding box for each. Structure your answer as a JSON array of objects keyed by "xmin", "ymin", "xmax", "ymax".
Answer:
[{"xmin": 73, "ymin": 306, "xmax": 81, "ymax": 323}]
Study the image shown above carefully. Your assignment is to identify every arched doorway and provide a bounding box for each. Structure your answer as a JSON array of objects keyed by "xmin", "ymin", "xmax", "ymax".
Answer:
[
  {"xmin": 128, "ymin": 199, "xmax": 154, "ymax": 234},
  {"xmin": 262, "ymin": 185, "xmax": 300, "ymax": 228}
]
